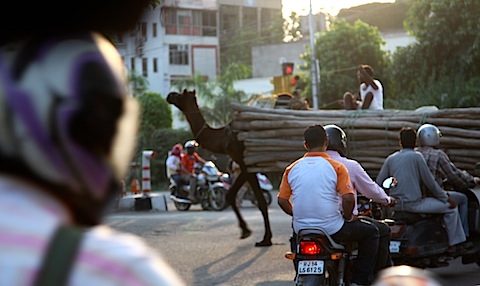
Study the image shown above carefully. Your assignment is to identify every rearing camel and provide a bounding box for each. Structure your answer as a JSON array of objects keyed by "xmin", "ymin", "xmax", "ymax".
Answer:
[{"xmin": 167, "ymin": 89, "xmax": 273, "ymax": 247}]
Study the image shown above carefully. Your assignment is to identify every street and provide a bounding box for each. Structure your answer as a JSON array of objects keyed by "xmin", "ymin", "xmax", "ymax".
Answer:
[{"xmin": 105, "ymin": 191, "xmax": 480, "ymax": 286}]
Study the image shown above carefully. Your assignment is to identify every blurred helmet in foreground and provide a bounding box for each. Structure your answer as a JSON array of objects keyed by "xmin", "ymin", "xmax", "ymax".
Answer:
[
  {"xmin": 417, "ymin": 124, "xmax": 442, "ymax": 147},
  {"xmin": 325, "ymin": 124, "xmax": 348, "ymax": 157}
]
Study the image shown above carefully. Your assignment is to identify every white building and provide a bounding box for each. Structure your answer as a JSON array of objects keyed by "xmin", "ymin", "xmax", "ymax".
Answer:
[{"xmin": 115, "ymin": 0, "xmax": 219, "ymax": 98}]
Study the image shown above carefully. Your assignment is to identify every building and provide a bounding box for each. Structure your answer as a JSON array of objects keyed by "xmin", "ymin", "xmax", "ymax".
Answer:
[
  {"xmin": 115, "ymin": 0, "xmax": 219, "ymax": 98},
  {"xmin": 116, "ymin": 0, "xmax": 282, "ymax": 97}
]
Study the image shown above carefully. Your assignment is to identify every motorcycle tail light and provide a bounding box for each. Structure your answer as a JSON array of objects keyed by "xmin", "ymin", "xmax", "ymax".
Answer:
[{"xmin": 300, "ymin": 241, "xmax": 322, "ymax": 255}]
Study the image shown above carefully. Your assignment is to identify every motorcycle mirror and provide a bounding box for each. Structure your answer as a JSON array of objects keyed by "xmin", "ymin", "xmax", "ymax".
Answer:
[{"xmin": 382, "ymin": 177, "xmax": 397, "ymax": 190}]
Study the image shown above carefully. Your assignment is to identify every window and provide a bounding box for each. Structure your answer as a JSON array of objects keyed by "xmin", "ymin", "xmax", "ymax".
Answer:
[
  {"xmin": 169, "ymin": 45, "xmax": 189, "ymax": 65},
  {"xmin": 178, "ymin": 11, "xmax": 191, "ymax": 35},
  {"xmin": 152, "ymin": 23, "xmax": 157, "ymax": 37},
  {"xmin": 141, "ymin": 22, "xmax": 147, "ymax": 39},
  {"xmin": 153, "ymin": 58, "xmax": 158, "ymax": 73},
  {"xmin": 202, "ymin": 11, "xmax": 217, "ymax": 36},
  {"xmin": 142, "ymin": 58, "xmax": 148, "ymax": 77},
  {"xmin": 130, "ymin": 58, "xmax": 135, "ymax": 70}
]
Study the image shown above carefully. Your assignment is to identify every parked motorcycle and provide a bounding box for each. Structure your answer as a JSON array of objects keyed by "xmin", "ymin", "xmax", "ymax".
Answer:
[
  {"xmin": 169, "ymin": 161, "xmax": 227, "ymax": 211},
  {"xmin": 221, "ymin": 172, "xmax": 273, "ymax": 207},
  {"xmin": 381, "ymin": 177, "xmax": 480, "ymax": 269},
  {"xmin": 284, "ymin": 228, "xmax": 357, "ymax": 286}
]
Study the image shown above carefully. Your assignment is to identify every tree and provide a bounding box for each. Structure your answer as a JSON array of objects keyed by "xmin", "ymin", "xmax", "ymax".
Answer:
[
  {"xmin": 300, "ymin": 19, "xmax": 389, "ymax": 109},
  {"xmin": 283, "ymin": 11, "xmax": 303, "ymax": 42},
  {"xmin": 386, "ymin": 0, "xmax": 480, "ymax": 109},
  {"xmin": 128, "ymin": 70, "xmax": 149, "ymax": 97},
  {"xmin": 172, "ymin": 62, "xmax": 250, "ymax": 127}
]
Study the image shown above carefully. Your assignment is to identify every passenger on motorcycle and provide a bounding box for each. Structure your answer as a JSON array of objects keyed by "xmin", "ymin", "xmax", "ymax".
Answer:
[
  {"xmin": 278, "ymin": 124, "xmax": 380, "ymax": 286},
  {"xmin": 181, "ymin": 140, "xmax": 206, "ymax": 201},
  {"xmin": 416, "ymin": 123, "xmax": 480, "ymax": 238},
  {"xmin": 324, "ymin": 124, "xmax": 396, "ymax": 273},
  {"xmin": 166, "ymin": 144, "xmax": 185, "ymax": 197},
  {"xmin": 376, "ymin": 127, "xmax": 467, "ymax": 253}
]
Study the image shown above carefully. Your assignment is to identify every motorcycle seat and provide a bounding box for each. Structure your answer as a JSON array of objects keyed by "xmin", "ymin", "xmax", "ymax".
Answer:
[
  {"xmin": 393, "ymin": 211, "xmax": 443, "ymax": 224},
  {"xmin": 297, "ymin": 228, "xmax": 345, "ymax": 250}
]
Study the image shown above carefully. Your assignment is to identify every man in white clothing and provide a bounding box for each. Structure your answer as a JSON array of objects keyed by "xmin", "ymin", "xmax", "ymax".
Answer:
[
  {"xmin": 343, "ymin": 64, "xmax": 384, "ymax": 110},
  {"xmin": 325, "ymin": 124, "xmax": 396, "ymax": 273}
]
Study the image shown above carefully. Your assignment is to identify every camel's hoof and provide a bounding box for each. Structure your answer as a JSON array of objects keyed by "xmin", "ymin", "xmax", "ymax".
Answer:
[
  {"xmin": 240, "ymin": 229, "xmax": 252, "ymax": 239},
  {"xmin": 255, "ymin": 240, "xmax": 273, "ymax": 247}
]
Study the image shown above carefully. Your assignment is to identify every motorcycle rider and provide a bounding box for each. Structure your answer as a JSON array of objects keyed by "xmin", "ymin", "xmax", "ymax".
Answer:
[
  {"xmin": 324, "ymin": 124, "xmax": 396, "ymax": 273},
  {"xmin": 376, "ymin": 127, "xmax": 468, "ymax": 254},
  {"xmin": 181, "ymin": 140, "xmax": 206, "ymax": 202},
  {"xmin": 166, "ymin": 143, "xmax": 185, "ymax": 197},
  {"xmin": 416, "ymin": 123, "xmax": 480, "ymax": 239},
  {"xmin": 278, "ymin": 124, "xmax": 380, "ymax": 286}
]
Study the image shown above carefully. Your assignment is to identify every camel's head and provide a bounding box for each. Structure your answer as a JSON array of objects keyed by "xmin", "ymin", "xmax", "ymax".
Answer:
[{"xmin": 166, "ymin": 89, "xmax": 199, "ymax": 113}]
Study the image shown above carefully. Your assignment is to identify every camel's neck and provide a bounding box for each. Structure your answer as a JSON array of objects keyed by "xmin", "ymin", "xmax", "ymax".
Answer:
[
  {"xmin": 182, "ymin": 109, "xmax": 228, "ymax": 154},
  {"xmin": 183, "ymin": 110, "xmax": 207, "ymax": 137}
]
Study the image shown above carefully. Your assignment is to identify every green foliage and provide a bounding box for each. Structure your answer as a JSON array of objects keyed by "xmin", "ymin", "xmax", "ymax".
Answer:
[
  {"xmin": 301, "ymin": 19, "xmax": 389, "ymax": 108},
  {"xmin": 127, "ymin": 70, "xmax": 149, "ymax": 97},
  {"xmin": 284, "ymin": 12, "xmax": 303, "ymax": 42},
  {"xmin": 137, "ymin": 92, "xmax": 172, "ymax": 133},
  {"xmin": 337, "ymin": 1, "xmax": 410, "ymax": 32},
  {"xmin": 387, "ymin": 0, "xmax": 480, "ymax": 108},
  {"xmin": 129, "ymin": 128, "xmax": 193, "ymax": 190},
  {"xmin": 172, "ymin": 62, "xmax": 250, "ymax": 127}
]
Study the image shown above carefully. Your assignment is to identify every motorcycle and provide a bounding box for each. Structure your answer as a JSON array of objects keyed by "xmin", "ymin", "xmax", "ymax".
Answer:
[
  {"xmin": 169, "ymin": 161, "xmax": 227, "ymax": 211},
  {"xmin": 381, "ymin": 177, "xmax": 480, "ymax": 269},
  {"xmin": 221, "ymin": 172, "xmax": 273, "ymax": 207},
  {"xmin": 284, "ymin": 228, "xmax": 358, "ymax": 286}
]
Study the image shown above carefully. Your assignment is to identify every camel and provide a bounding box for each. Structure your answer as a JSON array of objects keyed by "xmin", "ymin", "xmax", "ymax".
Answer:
[{"xmin": 166, "ymin": 89, "xmax": 273, "ymax": 247}]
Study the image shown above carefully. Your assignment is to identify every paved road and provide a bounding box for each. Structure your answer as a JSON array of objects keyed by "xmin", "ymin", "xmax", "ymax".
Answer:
[{"xmin": 105, "ymin": 191, "xmax": 480, "ymax": 286}]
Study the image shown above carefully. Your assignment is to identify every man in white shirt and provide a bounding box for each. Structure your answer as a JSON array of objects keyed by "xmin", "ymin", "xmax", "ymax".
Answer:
[
  {"xmin": 325, "ymin": 124, "xmax": 396, "ymax": 273},
  {"xmin": 343, "ymin": 64, "xmax": 384, "ymax": 110}
]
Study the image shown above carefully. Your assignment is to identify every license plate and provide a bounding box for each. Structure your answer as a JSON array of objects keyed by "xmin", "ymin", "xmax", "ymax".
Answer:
[
  {"xmin": 298, "ymin": 260, "xmax": 324, "ymax": 274},
  {"xmin": 390, "ymin": 241, "xmax": 401, "ymax": 253}
]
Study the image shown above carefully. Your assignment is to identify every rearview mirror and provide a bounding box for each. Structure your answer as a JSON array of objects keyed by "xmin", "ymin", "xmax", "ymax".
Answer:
[{"xmin": 382, "ymin": 177, "xmax": 397, "ymax": 190}]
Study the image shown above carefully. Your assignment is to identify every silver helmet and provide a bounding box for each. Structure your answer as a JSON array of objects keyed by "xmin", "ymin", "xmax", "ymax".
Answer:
[
  {"xmin": 324, "ymin": 124, "xmax": 347, "ymax": 157},
  {"xmin": 417, "ymin": 124, "xmax": 442, "ymax": 147}
]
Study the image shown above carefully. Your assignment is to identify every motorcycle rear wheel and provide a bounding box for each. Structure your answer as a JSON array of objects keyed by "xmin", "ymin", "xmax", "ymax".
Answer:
[{"xmin": 209, "ymin": 186, "xmax": 228, "ymax": 211}]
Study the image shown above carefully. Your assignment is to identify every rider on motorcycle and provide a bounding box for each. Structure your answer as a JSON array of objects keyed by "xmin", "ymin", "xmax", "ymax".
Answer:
[
  {"xmin": 181, "ymin": 140, "xmax": 206, "ymax": 201},
  {"xmin": 278, "ymin": 124, "xmax": 380, "ymax": 286},
  {"xmin": 325, "ymin": 124, "xmax": 396, "ymax": 273},
  {"xmin": 166, "ymin": 144, "xmax": 185, "ymax": 197},
  {"xmin": 416, "ymin": 123, "xmax": 480, "ymax": 239},
  {"xmin": 376, "ymin": 127, "xmax": 468, "ymax": 254}
]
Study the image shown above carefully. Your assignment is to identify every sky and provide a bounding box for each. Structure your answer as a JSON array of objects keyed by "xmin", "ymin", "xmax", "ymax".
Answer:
[{"xmin": 282, "ymin": 0, "xmax": 395, "ymax": 16}]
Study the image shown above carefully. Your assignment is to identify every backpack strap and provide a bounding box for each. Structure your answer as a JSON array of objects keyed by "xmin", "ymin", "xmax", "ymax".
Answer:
[{"xmin": 34, "ymin": 225, "xmax": 84, "ymax": 286}]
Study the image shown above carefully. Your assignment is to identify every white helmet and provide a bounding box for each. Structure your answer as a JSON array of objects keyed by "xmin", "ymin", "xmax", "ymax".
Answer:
[
  {"xmin": 417, "ymin": 124, "xmax": 442, "ymax": 147},
  {"xmin": 184, "ymin": 140, "xmax": 199, "ymax": 149},
  {"xmin": 0, "ymin": 32, "xmax": 139, "ymax": 225}
]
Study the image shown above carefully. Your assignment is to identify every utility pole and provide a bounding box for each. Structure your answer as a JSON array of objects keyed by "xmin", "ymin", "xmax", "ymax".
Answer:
[{"xmin": 309, "ymin": 0, "xmax": 319, "ymax": 109}]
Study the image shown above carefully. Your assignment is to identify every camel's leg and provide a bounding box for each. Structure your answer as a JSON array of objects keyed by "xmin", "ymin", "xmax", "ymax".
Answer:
[
  {"xmin": 225, "ymin": 172, "xmax": 251, "ymax": 239},
  {"xmin": 247, "ymin": 172, "xmax": 272, "ymax": 247}
]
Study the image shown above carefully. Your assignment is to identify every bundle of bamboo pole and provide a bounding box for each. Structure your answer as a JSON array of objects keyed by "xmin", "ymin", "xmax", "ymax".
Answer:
[{"xmin": 231, "ymin": 103, "xmax": 480, "ymax": 178}]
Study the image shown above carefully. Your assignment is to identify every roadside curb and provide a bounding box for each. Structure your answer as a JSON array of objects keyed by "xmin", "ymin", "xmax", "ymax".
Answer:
[{"xmin": 117, "ymin": 192, "xmax": 169, "ymax": 212}]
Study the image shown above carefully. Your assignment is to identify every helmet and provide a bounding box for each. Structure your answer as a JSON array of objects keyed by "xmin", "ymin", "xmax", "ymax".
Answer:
[
  {"xmin": 184, "ymin": 140, "xmax": 199, "ymax": 149},
  {"xmin": 324, "ymin": 124, "xmax": 347, "ymax": 157},
  {"xmin": 171, "ymin": 144, "xmax": 182, "ymax": 156},
  {"xmin": 0, "ymin": 32, "xmax": 139, "ymax": 225},
  {"xmin": 417, "ymin": 124, "xmax": 441, "ymax": 147}
]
